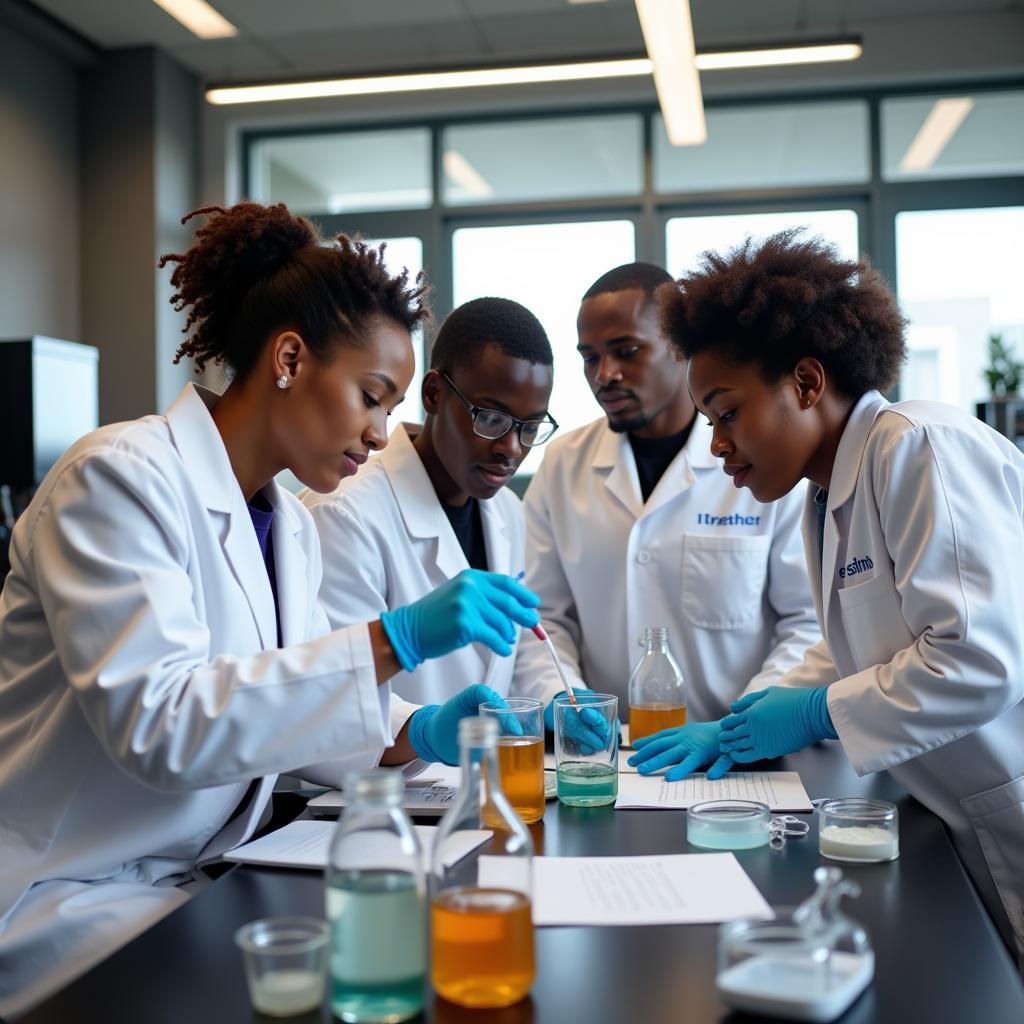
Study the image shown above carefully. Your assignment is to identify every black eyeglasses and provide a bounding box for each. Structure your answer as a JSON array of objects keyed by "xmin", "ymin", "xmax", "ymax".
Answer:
[{"xmin": 438, "ymin": 372, "xmax": 558, "ymax": 447}]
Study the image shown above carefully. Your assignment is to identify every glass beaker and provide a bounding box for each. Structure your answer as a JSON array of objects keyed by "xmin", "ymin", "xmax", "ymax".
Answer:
[
  {"xmin": 553, "ymin": 692, "xmax": 619, "ymax": 807},
  {"xmin": 479, "ymin": 698, "xmax": 545, "ymax": 825},
  {"xmin": 234, "ymin": 916, "xmax": 329, "ymax": 1018},
  {"xmin": 326, "ymin": 769, "xmax": 425, "ymax": 1023},
  {"xmin": 431, "ymin": 716, "xmax": 535, "ymax": 1009},
  {"xmin": 628, "ymin": 626, "xmax": 686, "ymax": 743}
]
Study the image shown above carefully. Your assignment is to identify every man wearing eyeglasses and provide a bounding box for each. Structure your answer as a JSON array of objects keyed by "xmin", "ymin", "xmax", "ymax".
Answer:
[
  {"xmin": 301, "ymin": 297, "xmax": 562, "ymax": 767},
  {"xmin": 520, "ymin": 262, "xmax": 820, "ymax": 731}
]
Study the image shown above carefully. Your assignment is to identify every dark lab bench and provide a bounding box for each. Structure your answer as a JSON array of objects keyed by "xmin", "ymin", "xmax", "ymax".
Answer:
[{"xmin": 21, "ymin": 744, "xmax": 1024, "ymax": 1024}]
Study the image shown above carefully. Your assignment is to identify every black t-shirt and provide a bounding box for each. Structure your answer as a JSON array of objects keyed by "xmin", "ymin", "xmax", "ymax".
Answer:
[
  {"xmin": 442, "ymin": 497, "xmax": 489, "ymax": 571},
  {"xmin": 628, "ymin": 422, "xmax": 695, "ymax": 503}
]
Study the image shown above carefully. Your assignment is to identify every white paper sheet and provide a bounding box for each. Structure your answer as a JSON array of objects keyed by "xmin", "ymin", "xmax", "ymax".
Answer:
[
  {"xmin": 477, "ymin": 853, "xmax": 772, "ymax": 926},
  {"xmin": 614, "ymin": 771, "xmax": 813, "ymax": 812},
  {"xmin": 224, "ymin": 820, "xmax": 489, "ymax": 870}
]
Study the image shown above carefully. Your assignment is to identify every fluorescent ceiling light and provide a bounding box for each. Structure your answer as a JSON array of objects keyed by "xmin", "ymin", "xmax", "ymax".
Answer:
[
  {"xmin": 696, "ymin": 41, "xmax": 862, "ymax": 71},
  {"xmin": 205, "ymin": 39, "xmax": 862, "ymax": 107},
  {"xmin": 443, "ymin": 151, "xmax": 494, "ymax": 198},
  {"xmin": 899, "ymin": 97, "xmax": 975, "ymax": 173},
  {"xmin": 207, "ymin": 58, "xmax": 651, "ymax": 105},
  {"xmin": 152, "ymin": 0, "xmax": 236, "ymax": 39},
  {"xmin": 635, "ymin": 0, "xmax": 705, "ymax": 146}
]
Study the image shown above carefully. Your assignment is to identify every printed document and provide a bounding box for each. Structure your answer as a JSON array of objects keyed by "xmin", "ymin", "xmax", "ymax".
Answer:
[
  {"xmin": 477, "ymin": 853, "xmax": 772, "ymax": 926},
  {"xmin": 615, "ymin": 771, "xmax": 812, "ymax": 812}
]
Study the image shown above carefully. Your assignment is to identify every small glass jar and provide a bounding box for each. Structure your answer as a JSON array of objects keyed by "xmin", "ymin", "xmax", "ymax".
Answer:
[
  {"xmin": 818, "ymin": 798, "xmax": 899, "ymax": 863},
  {"xmin": 688, "ymin": 800, "xmax": 772, "ymax": 850}
]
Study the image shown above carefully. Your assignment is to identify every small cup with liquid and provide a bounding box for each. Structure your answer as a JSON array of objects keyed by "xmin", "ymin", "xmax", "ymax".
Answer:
[
  {"xmin": 234, "ymin": 916, "xmax": 329, "ymax": 1018},
  {"xmin": 479, "ymin": 698, "xmax": 545, "ymax": 825},
  {"xmin": 628, "ymin": 626, "xmax": 686, "ymax": 743},
  {"xmin": 431, "ymin": 716, "xmax": 535, "ymax": 1009}
]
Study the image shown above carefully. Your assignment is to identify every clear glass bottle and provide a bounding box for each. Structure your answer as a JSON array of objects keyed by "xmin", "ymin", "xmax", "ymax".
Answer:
[
  {"xmin": 431, "ymin": 716, "xmax": 535, "ymax": 1009},
  {"xmin": 325, "ymin": 770, "xmax": 425, "ymax": 1023},
  {"xmin": 628, "ymin": 626, "xmax": 687, "ymax": 743}
]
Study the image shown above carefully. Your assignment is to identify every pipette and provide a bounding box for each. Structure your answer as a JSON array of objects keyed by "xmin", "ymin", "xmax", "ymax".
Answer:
[
  {"xmin": 513, "ymin": 571, "xmax": 578, "ymax": 707},
  {"xmin": 531, "ymin": 623, "xmax": 578, "ymax": 706}
]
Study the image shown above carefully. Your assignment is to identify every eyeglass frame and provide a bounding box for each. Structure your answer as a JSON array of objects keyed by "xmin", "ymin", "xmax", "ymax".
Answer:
[{"xmin": 436, "ymin": 371, "xmax": 559, "ymax": 447}]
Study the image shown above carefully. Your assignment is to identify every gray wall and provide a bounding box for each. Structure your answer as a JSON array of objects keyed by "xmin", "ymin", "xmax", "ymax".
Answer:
[
  {"xmin": 0, "ymin": 19, "xmax": 80, "ymax": 341},
  {"xmin": 1, "ymin": 7, "xmax": 198, "ymax": 428},
  {"xmin": 81, "ymin": 47, "xmax": 198, "ymax": 424}
]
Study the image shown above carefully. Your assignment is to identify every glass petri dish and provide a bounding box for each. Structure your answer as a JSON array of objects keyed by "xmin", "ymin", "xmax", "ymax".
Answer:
[
  {"xmin": 687, "ymin": 799, "xmax": 771, "ymax": 850},
  {"xmin": 818, "ymin": 798, "xmax": 899, "ymax": 863}
]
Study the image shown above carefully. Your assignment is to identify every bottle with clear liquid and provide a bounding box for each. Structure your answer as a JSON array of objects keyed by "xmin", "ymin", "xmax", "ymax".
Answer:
[
  {"xmin": 628, "ymin": 626, "xmax": 687, "ymax": 743},
  {"xmin": 326, "ymin": 770, "xmax": 425, "ymax": 1023},
  {"xmin": 431, "ymin": 716, "xmax": 535, "ymax": 1009}
]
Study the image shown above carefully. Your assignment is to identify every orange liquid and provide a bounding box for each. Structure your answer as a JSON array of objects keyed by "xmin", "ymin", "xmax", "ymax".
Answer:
[
  {"xmin": 483, "ymin": 736, "xmax": 544, "ymax": 826},
  {"xmin": 431, "ymin": 888, "xmax": 534, "ymax": 1008},
  {"xmin": 629, "ymin": 704, "xmax": 687, "ymax": 743}
]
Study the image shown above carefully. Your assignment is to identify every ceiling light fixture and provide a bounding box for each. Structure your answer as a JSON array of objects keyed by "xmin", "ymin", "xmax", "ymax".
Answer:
[
  {"xmin": 206, "ymin": 58, "xmax": 652, "ymax": 105},
  {"xmin": 152, "ymin": 0, "xmax": 236, "ymax": 39},
  {"xmin": 899, "ymin": 97, "xmax": 975, "ymax": 173},
  {"xmin": 696, "ymin": 40, "xmax": 862, "ymax": 71},
  {"xmin": 205, "ymin": 41, "xmax": 863, "ymax": 107},
  {"xmin": 635, "ymin": 0, "xmax": 705, "ymax": 146}
]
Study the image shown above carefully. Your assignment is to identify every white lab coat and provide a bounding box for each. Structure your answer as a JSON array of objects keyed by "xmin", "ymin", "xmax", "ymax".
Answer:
[
  {"xmin": 521, "ymin": 415, "xmax": 821, "ymax": 721},
  {"xmin": 301, "ymin": 424, "xmax": 559, "ymax": 744},
  {"xmin": 0, "ymin": 383, "xmax": 391, "ymax": 1017},
  {"xmin": 775, "ymin": 390, "xmax": 1024, "ymax": 961}
]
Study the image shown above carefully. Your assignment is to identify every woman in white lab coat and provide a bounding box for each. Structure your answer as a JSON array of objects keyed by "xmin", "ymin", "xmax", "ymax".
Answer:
[
  {"xmin": 0, "ymin": 203, "xmax": 540, "ymax": 1017},
  {"xmin": 631, "ymin": 229, "xmax": 1024, "ymax": 964}
]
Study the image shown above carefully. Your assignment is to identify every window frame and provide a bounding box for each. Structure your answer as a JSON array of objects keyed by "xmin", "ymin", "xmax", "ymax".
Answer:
[{"xmin": 242, "ymin": 76, "xmax": 1024, "ymax": 399}]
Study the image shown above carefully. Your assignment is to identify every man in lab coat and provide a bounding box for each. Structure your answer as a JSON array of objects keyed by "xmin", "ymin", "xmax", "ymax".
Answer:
[
  {"xmin": 521, "ymin": 263, "xmax": 820, "ymax": 725},
  {"xmin": 304, "ymin": 297, "xmax": 568, "ymax": 765}
]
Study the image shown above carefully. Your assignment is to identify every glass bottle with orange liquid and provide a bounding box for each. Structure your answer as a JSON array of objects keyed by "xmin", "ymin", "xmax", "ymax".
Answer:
[
  {"xmin": 628, "ymin": 626, "xmax": 687, "ymax": 743},
  {"xmin": 431, "ymin": 716, "xmax": 534, "ymax": 1009}
]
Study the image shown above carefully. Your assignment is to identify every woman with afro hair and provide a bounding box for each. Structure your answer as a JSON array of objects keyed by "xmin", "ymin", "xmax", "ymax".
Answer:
[
  {"xmin": 0, "ymin": 203, "xmax": 540, "ymax": 1015},
  {"xmin": 630, "ymin": 229, "xmax": 1024, "ymax": 965}
]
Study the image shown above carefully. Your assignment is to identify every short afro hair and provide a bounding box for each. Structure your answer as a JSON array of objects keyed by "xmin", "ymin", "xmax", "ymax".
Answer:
[
  {"xmin": 663, "ymin": 229, "xmax": 907, "ymax": 398},
  {"xmin": 160, "ymin": 202, "xmax": 429, "ymax": 378},
  {"xmin": 430, "ymin": 297, "xmax": 552, "ymax": 374},
  {"xmin": 583, "ymin": 261, "xmax": 674, "ymax": 302}
]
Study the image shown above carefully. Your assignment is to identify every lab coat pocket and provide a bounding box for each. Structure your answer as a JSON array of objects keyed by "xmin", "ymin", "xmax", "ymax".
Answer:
[
  {"xmin": 836, "ymin": 574, "xmax": 913, "ymax": 670},
  {"xmin": 681, "ymin": 534, "xmax": 770, "ymax": 630},
  {"xmin": 961, "ymin": 775, "xmax": 1024, "ymax": 948}
]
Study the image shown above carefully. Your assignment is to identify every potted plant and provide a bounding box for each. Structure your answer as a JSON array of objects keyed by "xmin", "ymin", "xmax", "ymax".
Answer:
[{"xmin": 976, "ymin": 333, "xmax": 1024, "ymax": 441}]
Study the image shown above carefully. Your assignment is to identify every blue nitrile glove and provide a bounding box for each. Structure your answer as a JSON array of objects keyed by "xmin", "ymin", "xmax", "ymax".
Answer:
[
  {"xmin": 627, "ymin": 721, "xmax": 735, "ymax": 782},
  {"xmin": 380, "ymin": 570, "xmax": 539, "ymax": 672},
  {"xmin": 719, "ymin": 686, "xmax": 838, "ymax": 763},
  {"xmin": 544, "ymin": 689, "xmax": 612, "ymax": 756},
  {"xmin": 407, "ymin": 684, "xmax": 515, "ymax": 766}
]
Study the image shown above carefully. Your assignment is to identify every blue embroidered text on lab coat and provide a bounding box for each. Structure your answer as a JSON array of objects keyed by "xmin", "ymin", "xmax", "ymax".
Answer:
[
  {"xmin": 839, "ymin": 555, "xmax": 874, "ymax": 579},
  {"xmin": 697, "ymin": 513, "xmax": 762, "ymax": 526}
]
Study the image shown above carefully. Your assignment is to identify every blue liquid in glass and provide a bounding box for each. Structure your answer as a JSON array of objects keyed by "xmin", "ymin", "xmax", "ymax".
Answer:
[
  {"xmin": 327, "ymin": 868, "xmax": 424, "ymax": 1023},
  {"xmin": 556, "ymin": 761, "xmax": 617, "ymax": 806}
]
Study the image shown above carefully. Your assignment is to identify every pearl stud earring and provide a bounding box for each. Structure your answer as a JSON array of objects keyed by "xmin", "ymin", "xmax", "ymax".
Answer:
[{"xmin": 276, "ymin": 374, "xmax": 288, "ymax": 389}]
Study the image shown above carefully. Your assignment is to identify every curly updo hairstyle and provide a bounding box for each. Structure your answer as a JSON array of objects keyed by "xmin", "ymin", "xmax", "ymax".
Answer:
[
  {"xmin": 662, "ymin": 229, "xmax": 907, "ymax": 398},
  {"xmin": 159, "ymin": 202, "xmax": 431, "ymax": 377}
]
